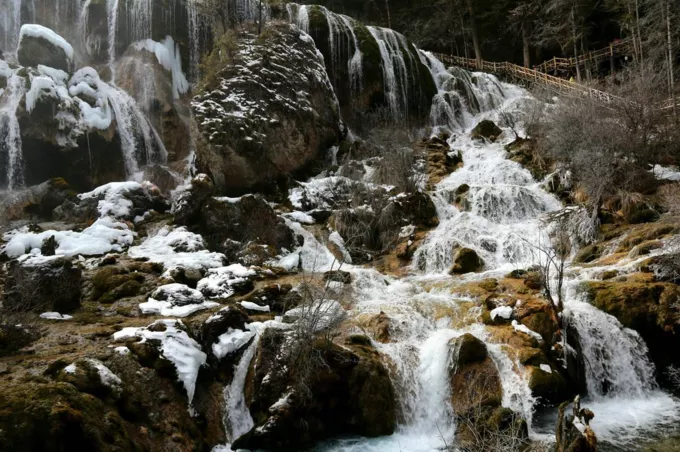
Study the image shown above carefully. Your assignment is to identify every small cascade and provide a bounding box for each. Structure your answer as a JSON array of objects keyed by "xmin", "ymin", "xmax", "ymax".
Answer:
[
  {"xmin": 565, "ymin": 298, "xmax": 656, "ymax": 398},
  {"xmin": 286, "ymin": 3, "xmax": 310, "ymax": 33},
  {"xmin": 187, "ymin": 0, "xmax": 201, "ymax": 82},
  {"xmin": 0, "ymin": 71, "xmax": 27, "ymax": 189}
]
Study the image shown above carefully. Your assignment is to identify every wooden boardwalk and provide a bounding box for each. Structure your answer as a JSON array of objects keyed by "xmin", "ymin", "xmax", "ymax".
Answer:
[
  {"xmin": 432, "ymin": 53, "xmax": 624, "ymax": 105},
  {"xmin": 532, "ymin": 38, "xmax": 633, "ymax": 75}
]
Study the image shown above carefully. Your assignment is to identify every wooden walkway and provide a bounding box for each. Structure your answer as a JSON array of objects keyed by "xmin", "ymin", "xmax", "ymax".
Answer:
[
  {"xmin": 532, "ymin": 38, "xmax": 633, "ymax": 75},
  {"xmin": 433, "ymin": 53, "xmax": 624, "ymax": 105}
]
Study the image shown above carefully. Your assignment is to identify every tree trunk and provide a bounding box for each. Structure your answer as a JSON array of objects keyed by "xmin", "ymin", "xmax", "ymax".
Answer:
[
  {"xmin": 571, "ymin": 7, "xmax": 581, "ymax": 82},
  {"xmin": 384, "ymin": 0, "xmax": 392, "ymax": 29},
  {"xmin": 466, "ymin": 0, "xmax": 482, "ymax": 67},
  {"xmin": 635, "ymin": 0, "xmax": 643, "ymax": 62},
  {"xmin": 522, "ymin": 23, "xmax": 531, "ymax": 67},
  {"xmin": 665, "ymin": 0, "xmax": 676, "ymax": 118},
  {"xmin": 258, "ymin": 0, "xmax": 262, "ymax": 34}
]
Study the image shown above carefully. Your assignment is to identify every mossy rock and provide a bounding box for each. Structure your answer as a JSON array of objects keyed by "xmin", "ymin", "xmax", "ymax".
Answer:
[
  {"xmin": 99, "ymin": 280, "xmax": 143, "ymax": 304},
  {"xmin": 91, "ymin": 267, "xmax": 144, "ymax": 302},
  {"xmin": 450, "ymin": 248, "xmax": 485, "ymax": 274},
  {"xmin": 528, "ymin": 365, "xmax": 569, "ymax": 405},
  {"xmin": 0, "ymin": 382, "xmax": 135, "ymax": 451},
  {"xmin": 573, "ymin": 244, "xmax": 603, "ymax": 264},
  {"xmin": 471, "ymin": 120, "xmax": 502, "ymax": 142}
]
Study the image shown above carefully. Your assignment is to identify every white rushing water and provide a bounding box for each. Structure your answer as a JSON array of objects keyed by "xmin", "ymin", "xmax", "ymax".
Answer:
[
  {"xmin": 0, "ymin": 71, "xmax": 27, "ymax": 189},
  {"xmin": 312, "ymin": 57, "xmax": 680, "ymax": 451}
]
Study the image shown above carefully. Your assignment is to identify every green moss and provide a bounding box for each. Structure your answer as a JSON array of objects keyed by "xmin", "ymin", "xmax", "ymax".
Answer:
[
  {"xmin": 0, "ymin": 382, "xmax": 133, "ymax": 451},
  {"xmin": 528, "ymin": 366, "xmax": 569, "ymax": 404}
]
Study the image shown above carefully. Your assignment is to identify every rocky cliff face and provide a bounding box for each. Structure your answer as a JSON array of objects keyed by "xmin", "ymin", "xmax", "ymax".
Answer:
[{"xmin": 192, "ymin": 24, "xmax": 342, "ymax": 195}]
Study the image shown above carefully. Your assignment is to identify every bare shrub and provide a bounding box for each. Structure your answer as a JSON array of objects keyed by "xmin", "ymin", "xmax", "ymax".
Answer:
[
  {"xmin": 660, "ymin": 183, "xmax": 680, "ymax": 215},
  {"xmin": 372, "ymin": 147, "xmax": 424, "ymax": 193}
]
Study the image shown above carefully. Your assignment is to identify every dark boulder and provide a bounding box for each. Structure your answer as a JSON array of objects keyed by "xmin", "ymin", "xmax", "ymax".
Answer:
[
  {"xmin": 17, "ymin": 25, "xmax": 73, "ymax": 72},
  {"xmin": 471, "ymin": 120, "xmax": 503, "ymax": 142},
  {"xmin": 450, "ymin": 248, "xmax": 485, "ymax": 274},
  {"xmin": 4, "ymin": 256, "xmax": 82, "ymax": 312}
]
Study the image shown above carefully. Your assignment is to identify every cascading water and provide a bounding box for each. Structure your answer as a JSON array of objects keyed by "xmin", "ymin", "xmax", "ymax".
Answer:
[
  {"xmin": 106, "ymin": 0, "xmax": 120, "ymax": 82},
  {"xmin": 0, "ymin": 71, "xmax": 27, "ymax": 189},
  {"xmin": 368, "ymin": 26, "xmax": 410, "ymax": 120}
]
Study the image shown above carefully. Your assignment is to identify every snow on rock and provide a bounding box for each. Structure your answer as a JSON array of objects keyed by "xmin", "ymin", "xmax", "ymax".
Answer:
[
  {"xmin": 128, "ymin": 227, "xmax": 225, "ymax": 274},
  {"xmin": 86, "ymin": 358, "xmax": 122, "ymax": 389},
  {"xmin": 40, "ymin": 312, "xmax": 73, "ymax": 320},
  {"xmin": 490, "ymin": 306, "xmax": 513, "ymax": 321},
  {"xmin": 540, "ymin": 364, "xmax": 553, "ymax": 374},
  {"xmin": 79, "ymin": 181, "xmax": 160, "ymax": 219},
  {"xmin": 511, "ymin": 320, "xmax": 543, "ymax": 342},
  {"xmin": 283, "ymin": 300, "xmax": 345, "ymax": 331},
  {"xmin": 197, "ymin": 264, "xmax": 257, "ymax": 299},
  {"xmin": 283, "ymin": 211, "xmax": 315, "ymax": 224},
  {"xmin": 112, "ymin": 319, "xmax": 206, "ymax": 404},
  {"xmin": 276, "ymin": 252, "xmax": 300, "ymax": 271},
  {"xmin": 64, "ymin": 363, "xmax": 77, "ymax": 374},
  {"xmin": 140, "ymin": 284, "xmax": 219, "ymax": 317},
  {"xmin": 652, "ymin": 164, "xmax": 680, "ymax": 181},
  {"xmin": 2, "ymin": 217, "xmax": 135, "ymax": 258},
  {"xmin": 240, "ymin": 301, "xmax": 271, "ymax": 312},
  {"xmin": 113, "ymin": 346, "xmax": 130, "ymax": 355},
  {"xmin": 212, "ymin": 328, "xmax": 256, "ymax": 359},
  {"xmin": 328, "ymin": 231, "xmax": 352, "ymax": 264},
  {"xmin": 18, "ymin": 24, "xmax": 74, "ymax": 71}
]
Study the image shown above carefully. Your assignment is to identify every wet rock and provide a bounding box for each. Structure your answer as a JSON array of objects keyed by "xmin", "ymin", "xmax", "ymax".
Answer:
[
  {"xmin": 141, "ymin": 165, "xmax": 183, "ymax": 194},
  {"xmin": 242, "ymin": 284, "xmax": 301, "ymax": 314},
  {"xmin": 323, "ymin": 270, "xmax": 352, "ymax": 284},
  {"xmin": 449, "ymin": 334, "xmax": 502, "ymax": 414},
  {"xmin": 555, "ymin": 396, "xmax": 597, "ymax": 452},
  {"xmin": 172, "ymin": 174, "xmax": 215, "ymax": 226},
  {"xmin": 471, "ymin": 119, "xmax": 502, "ymax": 142},
  {"xmin": 584, "ymin": 280, "xmax": 680, "ymax": 370},
  {"xmin": 198, "ymin": 306, "xmax": 250, "ymax": 351},
  {"xmin": 233, "ymin": 329, "xmax": 396, "ymax": 450},
  {"xmin": 528, "ymin": 364, "xmax": 569, "ymax": 405},
  {"xmin": 363, "ymin": 311, "xmax": 391, "ymax": 343},
  {"xmin": 506, "ymin": 138, "xmax": 553, "ymax": 180},
  {"xmin": 17, "ymin": 25, "xmax": 73, "ymax": 72},
  {"xmin": 514, "ymin": 299, "xmax": 558, "ymax": 343},
  {"xmin": 450, "ymin": 248, "xmax": 485, "ymax": 274},
  {"xmin": 4, "ymin": 255, "xmax": 81, "ymax": 312},
  {"xmin": 196, "ymin": 195, "xmax": 295, "ymax": 256},
  {"xmin": 0, "ymin": 178, "xmax": 76, "ymax": 225}
]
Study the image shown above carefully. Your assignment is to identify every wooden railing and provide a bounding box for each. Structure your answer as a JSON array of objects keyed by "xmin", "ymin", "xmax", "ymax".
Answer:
[
  {"xmin": 433, "ymin": 53, "xmax": 625, "ymax": 105},
  {"xmin": 532, "ymin": 38, "xmax": 633, "ymax": 75}
]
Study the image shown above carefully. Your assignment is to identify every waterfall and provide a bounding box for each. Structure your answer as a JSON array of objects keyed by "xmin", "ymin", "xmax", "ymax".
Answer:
[
  {"xmin": 0, "ymin": 71, "xmax": 27, "ymax": 189},
  {"xmin": 106, "ymin": 0, "xmax": 120, "ymax": 82},
  {"xmin": 127, "ymin": 0, "xmax": 153, "ymax": 43},
  {"xmin": 1, "ymin": 0, "xmax": 24, "ymax": 57},
  {"xmin": 369, "ymin": 26, "xmax": 410, "ymax": 120},
  {"xmin": 339, "ymin": 15, "xmax": 363, "ymax": 95},
  {"xmin": 187, "ymin": 0, "xmax": 200, "ymax": 82}
]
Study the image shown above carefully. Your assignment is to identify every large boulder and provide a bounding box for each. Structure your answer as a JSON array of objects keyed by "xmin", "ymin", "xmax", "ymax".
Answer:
[
  {"xmin": 196, "ymin": 195, "xmax": 296, "ymax": 258},
  {"xmin": 4, "ymin": 255, "xmax": 82, "ymax": 313},
  {"xmin": 232, "ymin": 329, "xmax": 396, "ymax": 450},
  {"xmin": 17, "ymin": 25, "xmax": 74, "ymax": 72},
  {"xmin": 193, "ymin": 24, "xmax": 342, "ymax": 194},
  {"xmin": 0, "ymin": 178, "xmax": 75, "ymax": 225}
]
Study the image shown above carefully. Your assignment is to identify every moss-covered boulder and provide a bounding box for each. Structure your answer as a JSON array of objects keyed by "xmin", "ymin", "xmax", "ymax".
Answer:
[
  {"xmin": 528, "ymin": 365, "xmax": 569, "ymax": 405},
  {"xmin": 450, "ymin": 248, "xmax": 485, "ymax": 274},
  {"xmin": 471, "ymin": 120, "xmax": 503, "ymax": 142},
  {"xmin": 91, "ymin": 266, "xmax": 144, "ymax": 304},
  {"xmin": 232, "ymin": 328, "xmax": 396, "ymax": 450},
  {"xmin": 193, "ymin": 25, "xmax": 342, "ymax": 195}
]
